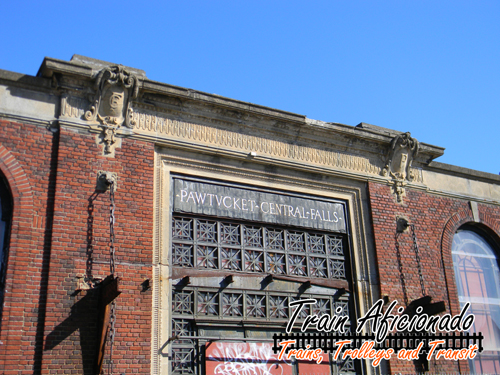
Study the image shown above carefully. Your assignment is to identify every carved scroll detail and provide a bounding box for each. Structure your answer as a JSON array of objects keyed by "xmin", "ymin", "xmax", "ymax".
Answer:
[
  {"xmin": 382, "ymin": 132, "xmax": 420, "ymax": 203},
  {"xmin": 83, "ymin": 65, "xmax": 140, "ymax": 156}
]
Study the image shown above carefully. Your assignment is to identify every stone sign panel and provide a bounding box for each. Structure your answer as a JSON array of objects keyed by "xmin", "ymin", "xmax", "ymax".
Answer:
[{"xmin": 173, "ymin": 179, "xmax": 346, "ymax": 232}]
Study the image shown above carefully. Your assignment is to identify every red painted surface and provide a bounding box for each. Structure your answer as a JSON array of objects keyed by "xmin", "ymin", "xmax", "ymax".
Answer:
[{"xmin": 297, "ymin": 352, "xmax": 330, "ymax": 374}]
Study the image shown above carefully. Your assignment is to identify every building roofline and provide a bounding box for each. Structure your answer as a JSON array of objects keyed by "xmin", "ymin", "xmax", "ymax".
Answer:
[{"xmin": 4, "ymin": 55, "xmax": 498, "ymax": 186}]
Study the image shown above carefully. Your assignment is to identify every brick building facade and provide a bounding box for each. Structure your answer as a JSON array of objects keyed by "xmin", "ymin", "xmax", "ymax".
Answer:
[{"xmin": 0, "ymin": 55, "xmax": 499, "ymax": 374}]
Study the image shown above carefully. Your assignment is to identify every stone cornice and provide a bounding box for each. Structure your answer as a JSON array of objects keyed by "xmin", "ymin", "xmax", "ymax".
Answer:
[
  {"xmin": 35, "ymin": 56, "xmax": 444, "ymax": 162},
  {"xmin": 0, "ymin": 69, "xmax": 53, "ymax": 92},
  {"xmin": 141, "ymin": 80, "xmax": 306, "ymax": 124},
  {"xmin": 428, "ymin": 161, "xmax": 500, "ymax": 184},
  {"xmin": 38, "ymin": 57, "xmax": 94, "ymax": 80},
  {"xmin": 2, "ymin": 55, "xmax": 498, "ymax": 199}
]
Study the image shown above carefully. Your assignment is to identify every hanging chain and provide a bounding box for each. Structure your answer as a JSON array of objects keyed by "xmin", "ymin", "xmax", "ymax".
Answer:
[
  {"xmin": 109, "ymin": 181, "xmax": 116, "ymax": 276},
  {"xmin": 394, "ymin": 232, "xmax": 409, "ymax": 307},
  {"xmin": 86, "ymin": 193, "xmax": 96, "ymax": 286},
  {"xmin": 108, "ymin": 181, "xmax": 116, "ymax": 374},
  {"xmin": 108, "ymin": 300, "xmax": 116, "ymax": 374},
  {"xmin": 410, "ymin": 224, "xmax": 426, "ymax": 297}
]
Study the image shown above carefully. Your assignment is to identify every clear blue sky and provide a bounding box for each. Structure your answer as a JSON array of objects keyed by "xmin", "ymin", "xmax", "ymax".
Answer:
[{"xmin": 1, "ymin": 1, "xmax": 499, "ymax": 175}]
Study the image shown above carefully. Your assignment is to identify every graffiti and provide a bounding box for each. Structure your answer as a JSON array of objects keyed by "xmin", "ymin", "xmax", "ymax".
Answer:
[{"xmin": 206, "ymin": 342, "xmax": 293, "ymax": 375}]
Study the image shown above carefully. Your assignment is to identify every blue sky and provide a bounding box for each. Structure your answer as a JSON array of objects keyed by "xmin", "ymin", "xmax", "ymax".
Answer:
[{"xmin": 1, "ymin": 1, "xmax": 499, "ymax": 174}]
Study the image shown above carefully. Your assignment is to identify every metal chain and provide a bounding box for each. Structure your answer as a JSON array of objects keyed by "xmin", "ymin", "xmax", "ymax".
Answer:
[
  {"xmin": 394, "ymin": 232, "xmax": 409, "ymax": 307},
  {"xmin": 86, "ymin": 193, "xmax": 96, "ymax": 286},
  {"xmin": 108, "ymin": 300, "xmax": 116, "ymax": 375},
  {"xmin": 109, "ymin": 182, "xmax": 116, "ymax": 276},
  {"xmin": 410, "ymin": 224, "xmax": 426, "ymax": 297},
  {"xmin": 108, "ymin": 181, "xmax": 116, "ymax": 374}
]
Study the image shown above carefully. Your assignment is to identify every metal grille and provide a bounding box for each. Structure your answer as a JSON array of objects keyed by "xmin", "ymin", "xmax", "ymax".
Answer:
[
  {"xmin": 172, "ymin": 287, "xmax": 350, "ymax": 322},
  {"xmin": 172, "ymin": 216, "xmax": 346, "ymax": 280},
  {"xmin": 311, "ymin": 298, "xmax": 330, "ymax": 316},
  {"xmin": 197, "ymin": 292, "xmax": 218, "ymax": 316},
  {"xmin": 172, "ymin": 318, "xmax": 195, "ymax": 344},
  {"xmin": 172, "ymin": 291, "xmax": 194, "ymax": 315},
  {"xmin": 170, "ymin": 214, "xmax": 351, "ymax": 374},
  {"xmin": 246, "ymin": 294, "xmax": 266, "ymax": 318},
  {"xmin": 171, "ymin": 347, "xmax": 195, "ymax": 374},
  {"xmin": 222, "ymin": 293, "xmax": 243, "ymax": 317},
  {"xmin": 169, "ymin": 287, "xmax": 353, "ymax": 373}
]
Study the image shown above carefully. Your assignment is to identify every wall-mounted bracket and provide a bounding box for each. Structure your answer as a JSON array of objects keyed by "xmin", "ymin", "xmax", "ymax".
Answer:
[
  {"xmin": 96, "ymin": 171, "xmax": 118, "ymax": 192},
  {"xmin": 141, "ymin": 279, "xmax": 151, "ymax": 292},
  {"xmin": 396, "ymin": 217, "xmax": 409, "ymax": 233},
  {"xmin": 263, "ymin": 274, "xmax": 274, "ymax": 285},
  {"xmin": 75, "ymin": 274, "xmax": 103, "ymax": 291},
  {"xmin": 176, "ymin": 276, "xmax": 190, "ymax": 287},
  {"xmin": 298, "ymin": 281, "xmax": 312, "ymax": 293}
]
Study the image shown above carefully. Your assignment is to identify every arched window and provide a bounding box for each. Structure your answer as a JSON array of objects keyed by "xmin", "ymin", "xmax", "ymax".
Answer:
[
  {"xmin": 0, "ymin": 174, "xmax": 12, "ymax": 319},
  {"xmin": 452, "ymin": 227, "xmax": 500, "ymax": 374}
]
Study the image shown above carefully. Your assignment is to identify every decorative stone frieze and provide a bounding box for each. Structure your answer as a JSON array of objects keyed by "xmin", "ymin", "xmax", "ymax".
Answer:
[
  {"xmin": 130, "ymin": 108, "xmax": 384, "ymax": 176},
  {"xmin": 39, "ymin": 57, "xmax": 436, "ymax": 187}
]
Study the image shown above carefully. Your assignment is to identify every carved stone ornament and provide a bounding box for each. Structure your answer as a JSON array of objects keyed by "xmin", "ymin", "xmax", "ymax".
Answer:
[
  {"xmin": 85, "ymin": 65, "xmax": 139, "ymax": 156},
  {"xmin": 382, "ymin": 132, "xmax": 419, "ymax": 203}
]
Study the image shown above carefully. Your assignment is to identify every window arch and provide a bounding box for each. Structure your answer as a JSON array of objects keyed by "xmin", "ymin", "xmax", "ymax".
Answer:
[
  {"xmin": 0, "ymin": 173, "xmax": 13, "ymax": 320},
  {"xmin": 452, "ymin": 226, "xmax": 500, "ymax": 374}
]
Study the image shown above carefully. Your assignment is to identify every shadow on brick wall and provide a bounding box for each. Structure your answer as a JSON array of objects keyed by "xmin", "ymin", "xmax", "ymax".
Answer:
[{"xmin": 44, "ymin": 288, "xmax": 100, "ymax": 374}]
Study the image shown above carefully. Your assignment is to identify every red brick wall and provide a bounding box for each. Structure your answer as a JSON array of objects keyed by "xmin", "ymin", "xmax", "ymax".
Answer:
[
  {"xmin": 2, "ymin": 118, "xmax": 499, "ymax": 375},
  {"xmin": 0, "ymin": 120, "xmax": 154, "ymax": 374},
  {"xmin": 368, "ymin": 181, "xmax": 500, "ymax": 374},
  {"xmin": 0, "ymin": 120, "xmax": 52, "ymax": 374}
]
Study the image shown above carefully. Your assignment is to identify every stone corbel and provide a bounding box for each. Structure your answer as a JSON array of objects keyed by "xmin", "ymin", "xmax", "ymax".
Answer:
[{"xmin": 390, "ymin": 179, "xmax": 407, "ymax": 204}]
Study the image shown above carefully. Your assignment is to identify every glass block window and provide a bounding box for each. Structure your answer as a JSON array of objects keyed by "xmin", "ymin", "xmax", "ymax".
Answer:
[
  {"xmin": 172, "ymin": 291, "xmax": 194, "ymax": 315},
  {"xmin": 171, "ymin": 287, "xmax": 350, "ymax": 323},
  {"xmin": 220, "ymin": 222, "xmax": 240, "ymax": 245},
  {"xmin": 267, "ymin": 229, "xmax": 285, "ymax": 250},
  {"xmin": 222, "ymin": 293, "xmax": 243, "ymax": 317},
  {"xmin": 309, "ymin": 234, "xmax": 326, "ymax": 254},
  {"xmin": 196, "ymin": 220, "xmax": 217, "ymax": 243},
  {"xmin": 244, "ymin": 250, "xmax": 264, "ymax": 272},
  {"xmin": 221, "ymin": 248, "xmax": 241, "ymax": 271},
  {"xmin": 172, "ymin": 244, "xmax": 193, "ymax": 268},
  {"xmin": 170, "ymin": 201, "xmax": 352, "ymax": 374},
  {"xmin": 287, "ymin": 231, "xmax": 305, "ymax": 252},
  {"xmin": 244, "ymin": 226, "xmax": 263, "ymax": 248},
  {"xmin": 269, "ymin": 295, "xmax": 289, "ymax": 319},
  {"xmin": 266, "ymin": 252, "xmax": 286, "ymax": 274},
  {"xmin": 171, "ymin": 319, "xmax": 197, "ymax": 373},
  {"xmin": 288, "ymin": 254, "xmax": 307, "ymax": 276},
  {"xmin": 172, "ymin": 217, "xmax": 193, "ymax": 241},
  {"xmin": 312, "ymin": 298, "xmax": 331, "ymax": 316},
  {"xmin": 171, "ymin": 216, "xmax": 347, "ymax": 280},
  {"xmin": 196, "ymin": 245, "xmax": 217, "ymax": 268},
  {"xmin": 171, "ymin": 347, "xmax": 195, "ymax": 374},
  {"xmin": 197, "ymin": 291, "xmax": 219, "ymax": 316},
  {"xmin": 246, "ymin": 294, "xmax": 266, "ymax": 318}
]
